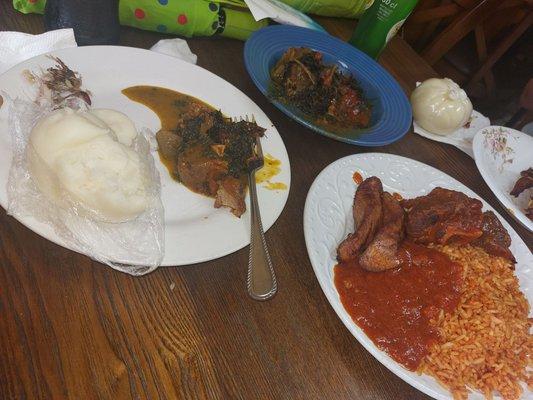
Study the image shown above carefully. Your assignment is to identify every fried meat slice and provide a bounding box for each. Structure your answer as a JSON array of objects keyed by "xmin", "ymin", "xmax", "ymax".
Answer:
[
  {"xmin": 359, "ymin": 192, "xmax": 405, "ymax": 272},
  {"xmin": 337, "ymin": 177, "xmax": 383, "ymax": 263}
]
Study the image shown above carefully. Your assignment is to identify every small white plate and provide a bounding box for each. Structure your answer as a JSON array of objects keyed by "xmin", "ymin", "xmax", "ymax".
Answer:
[
  {"xmin": 0, "ymin": 46, "xmax": 291, "ymax": 266},
  {"xmin": 473, "ymin": 126, "xmax": 532, "ymax": 232},
  {"xmin": 303, "ymin": 153, "xmax": 532, "ymax": 400}
]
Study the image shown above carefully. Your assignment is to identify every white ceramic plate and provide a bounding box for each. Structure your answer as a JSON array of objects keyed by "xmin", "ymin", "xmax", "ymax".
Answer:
[
  {"xmin": 303, "ymin": 153, "xmax": 532, "ymax": 400},
  {"xmin": 473, "ymin": 126, "xmax": 532, "ymax": 232},
  {"xmin": 0, "ymin": 46, "xmax": 291, "ymax": 266}
]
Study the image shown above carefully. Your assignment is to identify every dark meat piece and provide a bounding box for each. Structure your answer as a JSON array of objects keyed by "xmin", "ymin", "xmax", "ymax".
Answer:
[
  {"xmin": 177, "ymin": 145, "xmax": 228, "ymax": 196},
  {"xmin": 171, "ymin": 111, "xmax": 264, "ymax": 217},
  {"xmin": 174, "ymin": 101, "xmax": 212, "ymax": 131},
  {"xmin": 402, "ymin": 188, "xmax": 517, "ymax": 263},
  {"xmin": 402, "ymin": 188, "xmax": 483, "ymax": 245},
  {"xmin": 214, "ymin": 177, "xmax": 246, "ymax": 217},
  {"xmin": 337, "ymin": 177, "xmax": 383, "ymax": 262},
  {"xmin": 510, "ymin": 168, "xmax": 533, "ymax": 197},
  {"xmin": 279, "ymin": 60, "xmax": 315, "ymax": 99},
  {"xmin": 320, "ymin": 65, "xmax": 337, "ymax": 87},
  {"xmin": 271, "ymin": 47, "xmax": 371, "ymax": 129},
  {"xmin": 360, "ymin": 192, "xmax": 405, "ymax": 272},
  {"xmin": 271, "ymin": 48, "xmax": 319, "ymax": 99},
  {"xmin": 472, "ymin": 211, "xmax": 515, "ymax": 263},
  {"xmin": 510, "ymin": 168, "xmax": 533, "ymax": 221},
  {"xmin": 326, "ymin": 85, "xmax": 372, "ymax": 128},
  {"xmin": 156, "ymin": 129, "xmax": 182, "ymax": 163}
]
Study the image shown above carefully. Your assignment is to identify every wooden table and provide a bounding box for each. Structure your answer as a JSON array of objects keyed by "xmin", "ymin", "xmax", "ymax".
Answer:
[{"xmin": 1, "ymin": 6, "xmax": 531, "ymax": 400}]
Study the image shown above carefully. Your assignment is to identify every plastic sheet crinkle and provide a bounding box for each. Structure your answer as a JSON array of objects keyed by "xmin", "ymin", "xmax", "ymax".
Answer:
[{"xmin": 6, "ymin": 97, "xmax": 164, "ymax": 275}]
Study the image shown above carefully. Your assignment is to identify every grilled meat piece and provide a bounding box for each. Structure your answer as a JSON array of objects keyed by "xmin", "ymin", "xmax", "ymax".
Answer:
[
  {"xmin": 510, "ymin": 168, "xmax": 533, "ymax": 197},
  {"xmin": 402, "ymin": 188, "xmax": 515, "ymax": 262},
  {"xmin": 472, "ymin": 211, "xmax": 515, "ymax": 263},
  {"xmin": 214, "ymin": 177, "xmax": 246, "ymax": 217},
  {"xmin": 359, "ymin": 192, "xmax": 405, "ymax": 272},
  {"xmin": 401, "ymin": 188, "xmax": 483, "ymax": 245},
  {"xmin": 337, "ymin": 177, "xmax": 383, "ymax": 263}
]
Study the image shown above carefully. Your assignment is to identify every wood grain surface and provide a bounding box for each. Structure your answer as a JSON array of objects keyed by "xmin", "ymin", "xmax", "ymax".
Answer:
[{"xmin": 1, "ymin": 5, "xmax": 531, "ymax": 400}]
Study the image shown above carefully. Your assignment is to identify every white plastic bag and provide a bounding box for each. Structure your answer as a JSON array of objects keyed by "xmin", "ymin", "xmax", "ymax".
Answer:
[{"xmin": 6, "ymin": 96, "xmax": 164, "ymax": 275}]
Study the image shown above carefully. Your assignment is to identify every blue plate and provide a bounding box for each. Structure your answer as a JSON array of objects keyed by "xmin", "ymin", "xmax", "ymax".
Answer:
[{"xmin": 244, "ymin": 25, "xmax": 413, "ymax": 146}]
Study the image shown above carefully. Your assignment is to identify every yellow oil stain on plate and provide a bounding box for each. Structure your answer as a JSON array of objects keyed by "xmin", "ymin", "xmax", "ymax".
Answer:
[{"xmin": 256, "ymin": 153, "xmax": 287, "ymax": 190}]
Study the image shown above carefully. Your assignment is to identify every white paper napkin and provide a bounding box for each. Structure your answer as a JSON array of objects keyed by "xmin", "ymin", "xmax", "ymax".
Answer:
[
  {"xmin": 0, "ymin": 29, "xmax": 197, "ymax": 77},
  {"xmin": 0, "ymin": 29, "xmax": 77, "ymax": 75},
  {"xmin": 413, "ymin": 110, "xmax": 490, "ymax": 158},
  {"xmin": 149, "ymin": 38, "xmax": 197, "ymax": 64},
  {"xmin": 243, "ymin": 0, "xmax": 326, "ymax": 31}
]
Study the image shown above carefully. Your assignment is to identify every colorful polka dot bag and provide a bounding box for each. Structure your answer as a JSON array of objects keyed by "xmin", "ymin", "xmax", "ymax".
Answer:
[
  {"xmin": 13, "ymin": 0, "xmax": 369, "ymax": 40},
  {"xmin": 13, "ymin": 0, "xmax": 267, "ymax": 40}
]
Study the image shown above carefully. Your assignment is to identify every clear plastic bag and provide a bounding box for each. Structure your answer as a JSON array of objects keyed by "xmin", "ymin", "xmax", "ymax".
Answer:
[{"xmin": 6, "ymin": 96, "xmax": 165, "ymax": 275}]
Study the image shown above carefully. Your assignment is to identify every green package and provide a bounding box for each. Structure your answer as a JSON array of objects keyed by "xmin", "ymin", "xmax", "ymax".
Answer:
[
  {"xmin": 281, "ymin": 0, "xmax": 372, "ymax": 18},
  {"xmin": 13, "ymin": 0, "xmax": 370, "ymax": 40},
  {"xmin": 13, "ymin": 0, "xmax": 267, "ymax": 39}
]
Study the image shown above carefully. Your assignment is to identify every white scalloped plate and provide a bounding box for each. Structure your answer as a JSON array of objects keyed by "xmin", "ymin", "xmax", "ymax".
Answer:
[{"xmin": 303, "ymin": 153, "xmax": 532, "ymax": 400}]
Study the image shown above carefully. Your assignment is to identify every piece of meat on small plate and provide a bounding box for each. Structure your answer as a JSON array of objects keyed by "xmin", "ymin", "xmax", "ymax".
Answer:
[
  {"xmin": 359, "ymin": 192, "xmax": 405, "ymax": 272},
  {"xmin": 401, "ymin": 187, "xmax": 483, "ymax": 245},
  {"xmin": 472, "ymin": 211, "xmax": 516, "ymax": 264},
  {"xmin": 510, "ymin": 168, "xmax": 533, "ymax": 221},
  {"xmin": 510, "ymin": 168, "xmax": 533, "ymax": 197},
  {"xmin": 337, "ymin": 176, "xmax": 383, "ymax": 263}
]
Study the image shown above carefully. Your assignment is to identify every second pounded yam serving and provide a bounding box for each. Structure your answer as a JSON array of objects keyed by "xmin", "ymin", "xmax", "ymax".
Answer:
[
  {"xmin": 123, "ymin": 86, "xmax": 264, "ymax": 217},
  {"xmin": 335, "ymin": 176, "xmax": 531, "ymax": 399}
]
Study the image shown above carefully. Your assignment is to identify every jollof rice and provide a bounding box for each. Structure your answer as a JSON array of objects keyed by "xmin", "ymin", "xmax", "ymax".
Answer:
[{"xmin": 418, "ymin": 245, "xmax": 532, "ymax": 400}]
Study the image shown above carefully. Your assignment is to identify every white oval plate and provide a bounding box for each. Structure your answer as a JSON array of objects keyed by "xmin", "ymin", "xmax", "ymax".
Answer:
[
  {"xmin": 0, "ymin": 46, "xmax": 291, "ymax": 266},
  {"xmin": 473, "ymin": 126, "xmax": 533, "ymax": 232},
  {"xmin": 303, "ymin": 153, "xmax": 532, "ymax": 400}
]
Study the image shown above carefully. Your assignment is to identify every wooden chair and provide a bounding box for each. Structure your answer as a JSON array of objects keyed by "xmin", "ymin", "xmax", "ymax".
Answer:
[
  {"xmin": 403, "ymin": 0, "xmax": 532, "ymax": 96},
  {"xmin": 508, "ymin": 79, "xmax": 533, "ymax": 129}
]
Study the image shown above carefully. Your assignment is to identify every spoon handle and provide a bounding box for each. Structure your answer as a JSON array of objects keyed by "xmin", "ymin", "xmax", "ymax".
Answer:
[{"xmin": 247, "ymin": 172, "xmax": 277, "ymax": 301}]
